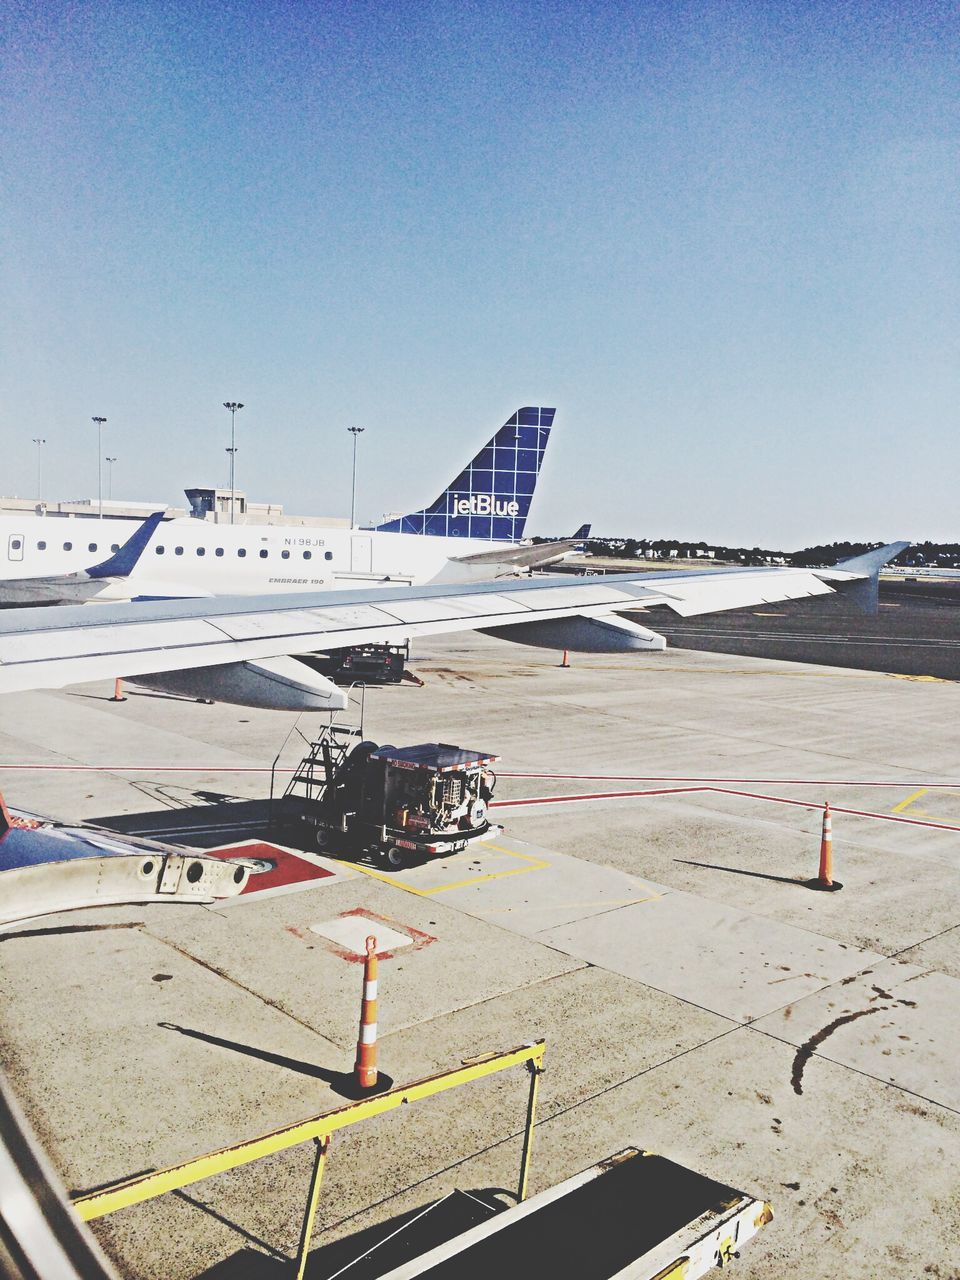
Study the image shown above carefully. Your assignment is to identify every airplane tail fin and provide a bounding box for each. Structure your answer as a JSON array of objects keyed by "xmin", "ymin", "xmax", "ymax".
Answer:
[
  {"xmin": 570, "ymin": 523, "xmax": 591, "ymax": 543},
  {"xmin": 86, "ymin": 511, "xmax": 166, "ymax": 579},
  {"xmin": 373, "ymin": 407, "xmax": 555, "ymax": 541}
]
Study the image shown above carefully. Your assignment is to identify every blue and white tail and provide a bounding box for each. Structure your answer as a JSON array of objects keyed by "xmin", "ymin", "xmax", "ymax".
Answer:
[{"xmin": 373, "ymin": 407, "xmax": 555, "ymax": 541}]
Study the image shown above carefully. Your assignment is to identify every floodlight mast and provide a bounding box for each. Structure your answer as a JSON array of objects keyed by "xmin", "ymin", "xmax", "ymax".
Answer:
[
  {"xmin": 32, "ymin": 438, "xmax": 46, "ymax": 503},
  {"xmin": 348, "ymin": 426, "xmax": 365, "ymax": 528},
  {"xmin": 91, "ymin": 418, "xmax": 106, "ymax": 519},
  {"xmin": 223, "ymin": 402, "xmax": 244, "ymax": 524}
]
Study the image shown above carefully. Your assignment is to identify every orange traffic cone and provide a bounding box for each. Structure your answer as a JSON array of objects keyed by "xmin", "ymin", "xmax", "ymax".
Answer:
[
  {"xmin": 559, "ymin": 649, "xmax": 570, "ymax": 668},
  {"xmin": 810, "ymin": 801, "xmax": 843, "ymax": 891},
  {"xmin": 110, "ymin": 678, "xmax": 127, "ymax": 702},
  {"xmin": 354, "ymin": 936, "xmax": 380, "ymax": 1090}
]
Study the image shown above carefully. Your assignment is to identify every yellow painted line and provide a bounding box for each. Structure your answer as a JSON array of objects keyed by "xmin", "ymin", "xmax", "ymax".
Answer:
[
  {"xmin": 891, "ymin": 786, "xmax": 960, "ymax": 823},
  {"xmin": 892, "ymin": 787, "xmax": 928, "ymax": 814},
  {"xmin": 888, "ymin": 673, "xmax": 949, "ymax": 683},
  {"xmin": 352, "ymin": 843, "xmax": 549, "ymax": 898},
  {"xmin": 351, "ymin": 862, "xmax": 436, "ymax": 897}
]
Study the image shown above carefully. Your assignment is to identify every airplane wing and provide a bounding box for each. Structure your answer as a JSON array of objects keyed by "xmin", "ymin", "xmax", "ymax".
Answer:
[
  {"xmin": 451, "ymin": 538, "xmax": 585, "ymax": 571},
  {"xmin": 0, "ymin": 544, "xmax": 909, "ymax": 703}
]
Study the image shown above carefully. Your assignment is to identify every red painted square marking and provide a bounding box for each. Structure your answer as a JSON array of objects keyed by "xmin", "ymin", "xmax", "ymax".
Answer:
[
  {"xmin": 289, "ymin": 907, "xmax": 436, "ymax": 961},
  {"xmin": 202, "ymin": 841, "xmax": 334, "ymax": 895}
]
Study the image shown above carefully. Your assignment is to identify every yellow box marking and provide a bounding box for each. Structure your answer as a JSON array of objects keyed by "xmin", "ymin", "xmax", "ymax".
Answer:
[
  {"xmin": 892, "ymin": 786, "xmax": 960, "ymax": 823},
  {"xmin": 892, "ymin": 787, "xmax": 928, "ymax": 814},
  {"xmin": 352, "ymin": 842, "xmax": 548, "ymax": 898}
]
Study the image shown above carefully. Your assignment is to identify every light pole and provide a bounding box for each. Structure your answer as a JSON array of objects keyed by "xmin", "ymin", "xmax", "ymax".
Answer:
[
  {"xmin": 32, "ymin": 438, "xmax": 46, "ymax": 502},
  {"xmin": 223, "ymin": 402, "xmax": 244, "ymax": 524},
  {"xmin": 105, "ymin": 457, "xmax": 118, "ymax": 500},
  {"xmin": 348, "ymin": 426, "xmax": 365, "ymax": 528},
  {"xmin": 91, "ymin": 417, "xmax": 106, "ymax": 519}
]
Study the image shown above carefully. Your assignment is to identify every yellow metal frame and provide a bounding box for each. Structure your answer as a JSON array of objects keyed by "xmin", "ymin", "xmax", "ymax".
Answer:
[{"xmin": 73, "ymin": 1040, "xmax": 546, "ymax": 1279}]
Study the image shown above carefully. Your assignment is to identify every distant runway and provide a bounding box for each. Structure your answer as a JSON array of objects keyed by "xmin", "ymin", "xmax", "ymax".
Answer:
[{"xmin": 630, "ymin": 580, "xmax": 960, "ymax": 681}]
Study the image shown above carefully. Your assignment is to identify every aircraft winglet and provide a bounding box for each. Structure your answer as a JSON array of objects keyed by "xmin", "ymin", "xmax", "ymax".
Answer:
[
  {"xmin": 831, "ymin": 541, "xmax": 911, "ymax": 575},
  {"xmin": 822, "ymin": 540, "xmax": 911, "ymax": 614},
  {"xmin": 85, "ymin": 511, "xmax": 166, "ymax": 579}
]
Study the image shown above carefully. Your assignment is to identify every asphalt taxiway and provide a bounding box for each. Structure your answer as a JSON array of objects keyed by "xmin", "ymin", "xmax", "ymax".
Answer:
[
  {"xmin": 634, "ymin": 579, "xmax": 960, "ymax": 680},
  {"xmin": 0, "ymin": 634, "xmax": 957, "ymax": 1279}
]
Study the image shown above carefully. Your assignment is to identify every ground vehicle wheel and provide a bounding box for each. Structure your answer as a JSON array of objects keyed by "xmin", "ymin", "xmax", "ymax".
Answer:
[
  {"xmin": 314, "ymin": 827, "xmax": 330, "ymax": 851},
  {"xmin": 385, "ymin": 845, "xmax": 405, "ymax": 869}
]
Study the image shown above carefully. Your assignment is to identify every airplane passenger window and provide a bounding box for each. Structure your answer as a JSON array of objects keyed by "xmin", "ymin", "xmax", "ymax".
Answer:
[
  {"xmin": 88, "ymin": 544, "xmax": 97, "ymax": 552},
  {"xmin": 11, "ymin": 539, "xmax": 22, "ymax": 550},
  {"xmin": 215, "ymin": 548, "xmax": 224, "ymax": 557},
  {"xmin": 111, "ymin": 544, "xmax": 120, "ymax": 552},
  {"xmin": 63, "ymin": 542, "xmax": 72, "ymax": 550},
  {"xmin": 238, "ymin": 548, "xmax": 246, "ymax": 557},
  {"xmin": 324, "ymin": 551, "xmax": 333, "ymax": 560},
  {"xmin": 259, "ymin": 549, "xmax": 268, "ymax": 559},
  {"xmin": 281, "ymin": 550, "xmax": 290, "ymax": 559},
  {"xmin": 303, "ymin": 551, "xmax": 312, "ymax": 559},
  {"xmin": 197, "ymin": 547, "xmax": 205, "ymax": 556},
  {"xmin": 175, "ymin": 546, "xmax": 184, "ymax": 556},
  {"xmin": 37, "ymin": 541, "xmax": 46, "ymax": 550},
  {"xmin": 155, "ymin": 546, "xmax": 165, "ymax": 554}
]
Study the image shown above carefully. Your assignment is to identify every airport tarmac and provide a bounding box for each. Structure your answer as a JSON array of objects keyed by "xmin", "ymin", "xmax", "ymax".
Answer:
[
  {"xmin": 0, "ymin": 633, "xmax": 958, "ymax": 1278},
  {"xmin": 636, "ymin": 579, "xmax": 960, "ymax": 681}
]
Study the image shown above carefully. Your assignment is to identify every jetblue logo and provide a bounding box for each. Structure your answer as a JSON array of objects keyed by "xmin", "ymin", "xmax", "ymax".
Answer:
[{"xmin": 452, "ymin": 494, "xmax": 520, "ymax": 517}]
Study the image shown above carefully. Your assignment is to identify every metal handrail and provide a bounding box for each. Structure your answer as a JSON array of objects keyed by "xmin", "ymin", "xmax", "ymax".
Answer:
[{"xmin": 73, "ymin": 1040, "xmax": 546, "ymax": 1279}]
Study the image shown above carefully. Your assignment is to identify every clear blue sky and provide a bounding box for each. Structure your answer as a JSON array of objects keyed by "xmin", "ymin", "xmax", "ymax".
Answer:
[{"xmin": 2, "ymin": 1, "xmax": 957, "ymax": 546}]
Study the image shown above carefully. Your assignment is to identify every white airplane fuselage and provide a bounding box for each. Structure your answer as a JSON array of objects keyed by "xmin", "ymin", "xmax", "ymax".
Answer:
[{"xmin": 0, "ymin": 515, "xmax": 523, "ymax": 601}]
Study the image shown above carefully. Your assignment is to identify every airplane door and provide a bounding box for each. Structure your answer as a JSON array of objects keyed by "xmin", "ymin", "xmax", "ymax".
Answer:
[
  {"xmin": 350, "ymin": 535, "xmax": 372, "ymax": 573},
  {"xmin": 7, "ymin": 534, "xmax": 24, "ymax": 562}
]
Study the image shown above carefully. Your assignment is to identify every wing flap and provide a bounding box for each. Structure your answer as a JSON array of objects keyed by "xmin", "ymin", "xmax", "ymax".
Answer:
[{"xmin": 651, "ymin": 570, "xmax": 835, "ymax": 617}]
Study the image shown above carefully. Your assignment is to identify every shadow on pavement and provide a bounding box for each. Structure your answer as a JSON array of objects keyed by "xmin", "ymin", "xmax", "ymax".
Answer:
[
  {"xmin": 90, "ymin": 798, "xmax": 292, "ymax": 850},
  {"xmin": 194, "ymin": 1188, "xmax": 508, "ymax": 1280}
]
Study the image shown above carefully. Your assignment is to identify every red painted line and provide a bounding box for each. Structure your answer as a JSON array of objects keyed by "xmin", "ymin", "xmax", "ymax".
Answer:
[
  {"xmin": 499, "ymin": 773, "xmax": 960, "ymax": 788},
  {"xmin": 711, "ymin": 786, "xmax": 960, "ymax": 833},
  {"xmin": 493, "ymin": 786, "xmax": 708, "ymax": 808},
  {"xmin": 494, "ymin": 784, "xmax": 960, "ymax": 833},
  {"xmin": 2, "ymin": 764, "xmax": 958, "ymax": 789},
  {"xmin": 0, "ymin": 764, "xmax": 286, "ymax": 773}
]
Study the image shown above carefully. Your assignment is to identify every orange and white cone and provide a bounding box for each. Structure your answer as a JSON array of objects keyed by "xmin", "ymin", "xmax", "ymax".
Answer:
[
  {"xmin": 811, "ymin": 801, "xmax": 843, "ymax": 891},
  {"xmin": 559, "ymin": 649, "xmax": 570, "ymax": 668},
  {"xmin": 354, "ymin": 935, "xmax": 380, "ymax": 1090},
  {"xmin": 110, "ymin": 678, "xmax": 127, "ymax": 702}
]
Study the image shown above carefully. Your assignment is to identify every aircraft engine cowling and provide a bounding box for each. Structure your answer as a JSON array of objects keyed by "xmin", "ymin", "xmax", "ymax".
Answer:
[
  {"xmin": 132, "ymin": 656, "xmax": 349, "ymax": 711},
  {"xmin": 481, "ymin": 613, "xmax": 667, "ymax": 653}
]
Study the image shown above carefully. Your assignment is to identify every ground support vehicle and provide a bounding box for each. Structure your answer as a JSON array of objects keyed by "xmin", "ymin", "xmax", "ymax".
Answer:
[
  {"xmin": 304, "ymin": 641, "xmax": 410, "ymax": 684},
  {"xmin": 283, "ymin": 726, "xmax": 500, "ymax": 867}
]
